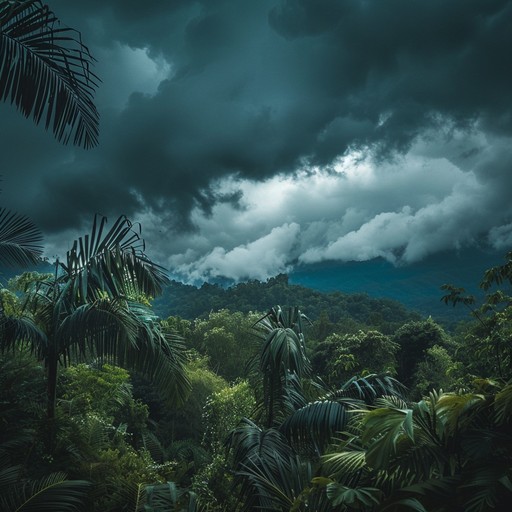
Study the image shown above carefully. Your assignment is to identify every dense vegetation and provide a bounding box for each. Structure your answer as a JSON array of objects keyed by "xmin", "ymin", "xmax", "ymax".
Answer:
[
  {"xmin": 153, "ymin": 274, "xmax": 421, "ymax": 331},
  {"xmin": 2, "ymin": 236, "xmax": 512, "ymax": 510}
]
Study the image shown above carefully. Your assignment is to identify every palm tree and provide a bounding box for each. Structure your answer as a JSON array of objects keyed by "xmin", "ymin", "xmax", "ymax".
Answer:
[
  {"xmin": 0, "ymin": 0, "xmax": 99, "ymax": 148},
  {"xmin": 0, "ymin": 215, "xmax": 190, "ymax": 422},
  {"xmin": 226, "ymin": 305, "xmax": 407, "ymax": 511},
  {"xmin": 248, "ymin": 306, "xmax": 312, "ymax": 429}
]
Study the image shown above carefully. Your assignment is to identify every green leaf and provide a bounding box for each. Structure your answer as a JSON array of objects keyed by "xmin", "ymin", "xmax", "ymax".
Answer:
[{"xmin": 326, "ymin": 483, "xmax": 381, "ymax": 508}]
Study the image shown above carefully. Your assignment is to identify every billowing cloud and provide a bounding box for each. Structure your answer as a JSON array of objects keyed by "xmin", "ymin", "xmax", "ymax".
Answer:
[
  {"xmin": 1, "ymin": 0, "xmax": 512, "ymax": 281},
  {"xmin": 171, "ymin": 222, "xmax": 301, "ymax": 282}
]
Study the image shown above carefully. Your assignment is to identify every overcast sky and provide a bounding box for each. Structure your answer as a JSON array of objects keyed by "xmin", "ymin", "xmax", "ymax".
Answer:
[{"xmin": 2, "ymin": 0, "xmax": 512, "ymax": 283}]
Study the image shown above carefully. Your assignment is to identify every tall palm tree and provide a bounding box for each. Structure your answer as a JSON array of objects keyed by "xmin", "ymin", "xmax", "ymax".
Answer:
[
  {"xmin": 0, "ymin": 0, "xmax": 99, "ymax": 148},
  {"xmin": 249, "ymin": 306, "xmax": 312, "ymax": 429},
  {"xmin": 0, "ymin": 215, "xmax": 190, "ymax": 422}
]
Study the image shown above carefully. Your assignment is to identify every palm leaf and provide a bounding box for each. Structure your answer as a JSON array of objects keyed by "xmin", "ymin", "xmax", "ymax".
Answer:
[
  {"xmin": 59, "ymin": 215, "xmax": 169, "ymax": 304},
  {"xmin": 0, "ymin": 471, "xmax": 91, "ymax": 512},
  {"xmin": 126, "ymin": 482, "xmax": 146, "ymax": 512},
  {"xmin": 0, "ymin": 0, "xmax": 99, "ymax": 148},
  {"xmin": 280, "ymin": 399, "xmax": 352, "ymax": 454},
  {"xmin": 145, "ymin": 481, "xmax": 198, "ymax": 512},
  {"xmin": 325, "ymin": 482, "xmax": 381, "ymax": 508},
  {"xmin": 0, "ymin": 207, "xmax": 42, "ymax": 266},
  {"xmin": 321, "ymin": 449, "xmax": 368, "ymax": 480},
  {"xmin": 57, "ymin": 299, "xmax": 190, "ymax": 406},
  {"xmin": 227, "ymin": 418, "xmax": 295, "ymax": 471},
  {"xmin": 334, "ymin": 374, "xmax": 407, "ymax": 404},
  {"xmin": 435, "ymin": 393, "xmax": 486, "ymax": 435},
  {"xmin": 236, "ymin": 454, "xmax": 313, "ymax": 512},
  {"xmin": 494, "ymin": 381, "xmax": 512, "ymax": 425},
  {"xmin": 361, "ymin": 406, "xmax": 415, "ymax": 469}
]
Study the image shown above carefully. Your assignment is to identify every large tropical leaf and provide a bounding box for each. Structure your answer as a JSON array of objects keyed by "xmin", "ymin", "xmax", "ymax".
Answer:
[
  {"xmin": 0, "ymin": 470, "xmax": 91, "ymax": 512},
  {"xmin": 236, "ymin": 454, "xmax": 314, "ymax": 512},
  {"xmin": 435, "ymin": 392, "xmax": 486, "ymax": 436},
  {"xmin": 325, "ymin": 482, "xmax": 381, "ymax": 509},
  {"xmin": 56, "ymin": 299, "xmax": 191, "ymax": 406},
  {"xmin": 320, "ymin": 447, "xmax": 368, "ymax": 482},
  {"xmin": 59, "ymin": 215, "xmax": 169, "ymax": 304},
  {"xmin": 145, "ymin": 481, "xmax": 198, "ymax": 512},
  {"xmin": 334, "ymin": 374, "xmax": 407, "ymax": 404},
  {"xmin": 361, "ymin": 405, "xmax": 415, "ymax": 470},
  {"xmin": 494, "ymin": 381, "xmax": 512, "ymax": 425},
  {"xmin": 0, "ymin": 207, "xmax": 42, "ymax": 267},
  {"xmin": 227, "ymin": 418, "xmax": 295, "ymax": 471},
  {"xmin": 0, "ymin": 0, "xmax": 99, "ymax": 148},
  {"xmin": 260, "ymin": 327, "xmax": 310, "ymax": 378},
  {"xmin": 280, "ymin": 399, "xmax": 353, "ymax": 455}
]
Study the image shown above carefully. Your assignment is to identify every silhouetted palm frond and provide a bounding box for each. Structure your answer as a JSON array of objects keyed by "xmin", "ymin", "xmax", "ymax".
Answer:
[
  {"xmin": 0, "ymin": 207, "xmax": 42, "ymax": 267},
  {"xmin": 59, "ymin": 215, "xmax": 169, "ymax": 304},
  {"xmin": 0, "ymin": 0, "xmax": 100, "ymax": 148}
]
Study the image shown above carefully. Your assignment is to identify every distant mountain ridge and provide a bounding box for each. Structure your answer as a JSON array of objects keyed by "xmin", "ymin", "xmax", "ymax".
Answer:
[
  {"xmin": 289, "ymin": 248, "xmax": 504, "ymax": 324},
  {"xmin": 152, "ymin": 273, "xmax": 422, "ymax": 332}
]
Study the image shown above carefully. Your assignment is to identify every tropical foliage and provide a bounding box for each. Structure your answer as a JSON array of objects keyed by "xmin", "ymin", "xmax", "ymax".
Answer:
[
  {"xmin": 2, "ymin": 244, "xmax": 512, "ymax": 510},
  {"xmin": 0, "ymin": 0, "xmax": 100, "ymax": 148},
  {"xmin": 0, "ymin": 215, "xmax": 190, "ymax": 422}
]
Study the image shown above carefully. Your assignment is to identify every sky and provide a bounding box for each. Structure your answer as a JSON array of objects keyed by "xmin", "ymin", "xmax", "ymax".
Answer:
[{"xmin": 2, "ymin": 0, "xmax": 512, "ymax": 285}]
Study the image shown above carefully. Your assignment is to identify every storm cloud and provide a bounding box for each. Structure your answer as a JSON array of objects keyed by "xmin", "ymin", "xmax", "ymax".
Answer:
[{"xmin": 2, "ymin": 0, "xmax": 512, "ymax": 281}]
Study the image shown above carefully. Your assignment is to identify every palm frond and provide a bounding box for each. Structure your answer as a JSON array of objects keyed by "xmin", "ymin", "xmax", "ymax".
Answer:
[
  {"xmin": 435, "ymin": 392, "xmax": 486, "ymax": 435},
  {"xmin": 59, "ymin": 215, "xmax": 169, "ymax": 304},
  {"xmin": 280, "ymin": 399, "xmax": 351, "ymax": 455},
  {"xmin": 260, "ymin": 327, "xmax": 311, "ymax": 378},
  {"xmin": 0, "ymin": 471, "xmax": 91, "ymax": 512},
  {"xmin": 145, "ymin": 481, "xmax": 198, "ymax": 512},
  {"xmin": 0, "ymin": 305, "xmax": 47, "ymax": 356},
  {"xmin": 57, "ymin": 299, "xmax": 191, "ymax": 406},
  {"xmin": 325, "ymin": 482, "xmax": 381, "ymax": 509},
  {"xmin": 227, "ymin": 418, "xmax": 294, "ymax": 471},
  {"xmin": 494, "ymin": 381, "xmax": 512, "ymax": 425},
  {"xmin": 0, "ymin": 207, "xmax": 42, "ymax": 266},
  {"xmin": 236, "ymin": 455, "xmax": 313, "ymax": 512},
  {"xmin": 321, "ymin": 449, "xmax": 368, "ymax": 481},
  {"xmin": 334, "ymin": 374, "xmax": 407, "ymax": 404},
  {"xmin": 0, "ymin": 0, "xmax": 99, "ymax": 148},
  {"xmin": 361, "ymin": 406, "xmax": 415, "ymax": 470},
  {"xmin": 56, "ymin": 297, "xmax": 139, "ymax": 364},
  {"xmin": 126, "ymin": 482, "xmax": 146, "ymax": 512}
]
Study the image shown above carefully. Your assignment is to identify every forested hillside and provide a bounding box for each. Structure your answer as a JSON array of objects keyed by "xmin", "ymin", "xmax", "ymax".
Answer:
[{"xmin": 153, "ymin": 273, "xmax": 421, "ymax": 329}]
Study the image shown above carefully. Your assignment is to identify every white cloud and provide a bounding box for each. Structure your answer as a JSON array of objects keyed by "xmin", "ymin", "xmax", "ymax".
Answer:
[{"xmin": 170, "ymin": 223, "xmax": 301, "ymax": 282}]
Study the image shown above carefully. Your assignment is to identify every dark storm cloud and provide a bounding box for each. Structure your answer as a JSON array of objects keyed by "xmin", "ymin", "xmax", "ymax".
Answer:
[{"xmin": 2, "ymin": 0, "xmax": 512, "ymax": 270}]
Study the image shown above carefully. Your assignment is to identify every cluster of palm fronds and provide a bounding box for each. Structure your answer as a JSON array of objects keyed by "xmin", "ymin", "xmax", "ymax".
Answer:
[{"xmin": 223, "ymin": 304, "xmax": 512, "ymax": 511}]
